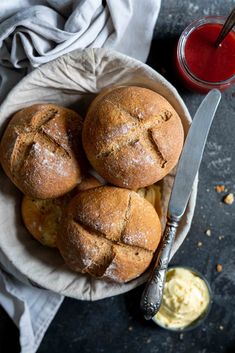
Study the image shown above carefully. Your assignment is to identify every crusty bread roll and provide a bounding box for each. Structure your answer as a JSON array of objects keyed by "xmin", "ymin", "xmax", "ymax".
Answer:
[
  {"xmin": 0, "ymin": 104, "xmax": 85, "ymax": 199},
  {"xmin": 82, "ymin": 86, "xmax": 184, "ymax": 189},
  {"xmin": 22, "ymin": 176, "xmax": 102, "ymax": 247},
  {"xmin": 57, "ymin": 186, "xmax": 161, "ymax": 283}
]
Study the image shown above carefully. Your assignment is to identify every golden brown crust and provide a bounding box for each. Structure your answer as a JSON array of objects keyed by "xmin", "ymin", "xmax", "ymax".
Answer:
[
  {"xmin": 21, "ymin": 175, "xmax": 101, "ymax": 247},
  {"xmin": 102, "ymin": 245, "xmax": 153, "ymax": 283},
  {"xmin": 0, "ymin": 104, "xmax": 85, "ymax": 198},
  {"xmin": 57, "ymin": 186, "xmax": 162, "ymax": 283},
  {"xmin": 82, "ymin": 86, "xmax": 184, "ymax": 189}
]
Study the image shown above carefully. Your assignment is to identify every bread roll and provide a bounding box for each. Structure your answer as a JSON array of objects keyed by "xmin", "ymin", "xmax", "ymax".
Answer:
[
  {"xmin": 82, "ymin": 86, "xmax": 184, "ymax": 189},
  {"xmin": 22, "ymin": 176, "xmax": 102, "ymax": 247},
  {"xmin": 76, "ymin": 175, "xmax": 102, "ymax": 191},
  {"xmin": 22, "ymin": 195, "xmax": 70, "ymax": 247},
  {"xmin": 0, "ymin": 104, "xmax": 84, "ymax": 199},
  {"xmin": 57, "ymin": 186, "xmax": 161, "ymax": 283}
]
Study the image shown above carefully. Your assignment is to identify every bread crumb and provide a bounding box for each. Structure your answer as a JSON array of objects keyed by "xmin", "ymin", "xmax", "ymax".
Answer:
[
  {"xmin": 223, "ymin": 193, "xmax": 234, "ymax": 205},
  {"xmin": 219, "ymin": 325, "xmax": 224, "ymax": 330},
  {"xmin": 198, "ymin": 241, "xmax": 203, "ymax": 247},
  {"xmin": 218, "ymin": 235, "xmax": 224, "ymax": 240},
  {"xmin": 205, "ymin": 229, "xmax": 211, "ymax": 236},
  {"xmin": 216, "ymin": 264, "xmax": 223, "ymax": 272},
  {"xmin": 179, "ymin": 333, "xmax": 184, "ymax": 340},
  {"xmin": 146, "ymin": 338, "xmax": 152, "ymax": 344},
  {"xmin": 215, "ymin": 185, "xmax": 225, "ymax": 193},
  {"xmin": 128, "ymin": 326, "xmax": 133, "ymax": 331}
]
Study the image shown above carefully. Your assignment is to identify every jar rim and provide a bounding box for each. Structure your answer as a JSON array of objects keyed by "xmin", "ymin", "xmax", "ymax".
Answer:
[{"xmin": 177, "ymin": 16, "xmax": 235, "ymax": 87}]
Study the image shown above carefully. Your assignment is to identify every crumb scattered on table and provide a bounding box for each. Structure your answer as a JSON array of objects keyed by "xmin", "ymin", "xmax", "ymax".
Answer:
[
  {"xmin": 179, "ymin": 333, "xmax": 184, "ymax": 340},
  {"xmin": 218, "ymin": 235, "xmax": 224, "ymax": 240},
  {"xmin": 198, "ymin": 241, "xmax": 203, "ymax": 247},
  {"xmin": 219, "ymin": 325, "xmax": 224, "ymax": 330},
  {"xmin": 146, "ymin": 338, "xmax": 151, "ymax": 344},
  {"xmin": 223, "ymin": 193, "xmax": 234, "ymax": 205},
  {"xmin": 128, "ymin": 326, "xmax": 133, "ymax": 331},
  {"xmin": 215, "ymin": 185, "xmax": 225, "ymax": 193},
  {"xmin": 216, "ymin": 264, "xmax": 223, "ymax": 272},
  {"xmin": 205, "ymin": 229, "xmax": 211, "ymax": 236}
]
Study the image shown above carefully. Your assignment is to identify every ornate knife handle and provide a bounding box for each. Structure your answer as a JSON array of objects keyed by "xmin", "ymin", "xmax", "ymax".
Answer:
[{"xmin": 140, "ymin": 216, "xmax": 180, "ymax": 320}]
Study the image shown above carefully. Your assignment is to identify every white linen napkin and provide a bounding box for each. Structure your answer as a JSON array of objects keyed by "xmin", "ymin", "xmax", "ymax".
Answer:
[{"xmin": 0, "ymin": 1, "xmax": 161, "ymax": 352}]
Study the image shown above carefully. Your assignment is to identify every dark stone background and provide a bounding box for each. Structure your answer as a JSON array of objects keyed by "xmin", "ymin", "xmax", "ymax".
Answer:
[{"xmin": 1, "ymin": 0, "xmax": 235, "ymax": 352}]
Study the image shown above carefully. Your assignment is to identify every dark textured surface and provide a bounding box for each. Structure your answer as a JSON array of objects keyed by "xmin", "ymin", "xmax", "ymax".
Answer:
[{"xmin": 1, "ymin": 0, "xmax": 235, "ymax": 352}]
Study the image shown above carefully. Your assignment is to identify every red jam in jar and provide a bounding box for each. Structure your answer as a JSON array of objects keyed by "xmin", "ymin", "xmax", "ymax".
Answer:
[{"xmin": 176, "ymin": 17, "xmax": 235, "ymax": 93}]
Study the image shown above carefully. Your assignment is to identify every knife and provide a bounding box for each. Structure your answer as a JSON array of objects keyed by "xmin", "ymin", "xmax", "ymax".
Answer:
[{"xmin": 140, "ymin": 89, "xmax": 221, "ymax": 320}]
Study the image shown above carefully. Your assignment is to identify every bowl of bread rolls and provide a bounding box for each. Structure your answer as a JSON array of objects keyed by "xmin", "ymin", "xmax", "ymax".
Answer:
[{"xmin": 0, "ymin": 48, "xmax": 197, "ymax": 300}]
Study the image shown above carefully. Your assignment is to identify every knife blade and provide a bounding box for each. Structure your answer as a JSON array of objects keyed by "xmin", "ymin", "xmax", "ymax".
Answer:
[
  {"xmin": 169, "ymin": 89, "xmax": 221, "ymax": 218},
  {"xmin": 140, "ymin": 89, "xmax": 221, "ymax": 320}
]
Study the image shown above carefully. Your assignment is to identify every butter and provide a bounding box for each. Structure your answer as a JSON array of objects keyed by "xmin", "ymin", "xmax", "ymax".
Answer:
[{"xmin": 155, "ymin": 267, "xmax": 210, "ymax": 329}]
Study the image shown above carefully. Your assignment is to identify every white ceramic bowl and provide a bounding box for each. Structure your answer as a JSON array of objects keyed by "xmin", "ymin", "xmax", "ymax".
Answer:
[{"xmin": 0, "ymin": 48, "xmax": 197, "ymax": 300}]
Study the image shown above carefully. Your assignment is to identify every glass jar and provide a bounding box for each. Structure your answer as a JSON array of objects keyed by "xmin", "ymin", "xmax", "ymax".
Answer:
[
  {"xmin": 176, "ymin": 16, "xmax": 235, "ymax": 93},
  {"xmin": 152, "ymin": 266, "xmax": 212, "ymax": 331}
]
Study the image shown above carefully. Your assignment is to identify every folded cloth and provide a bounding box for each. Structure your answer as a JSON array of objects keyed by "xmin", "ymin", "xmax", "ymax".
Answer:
[
  {"xmin": 0, "ymin": 254, "xmax": 63, "ymax": 353},
  {"xmin": 0, "ymin": 0, "xmax": 161, "ymax": 352}
]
